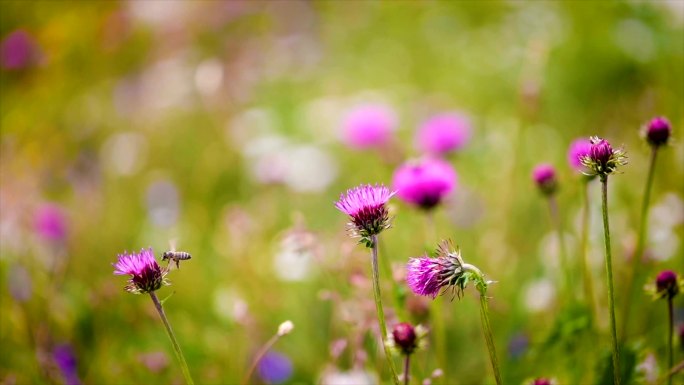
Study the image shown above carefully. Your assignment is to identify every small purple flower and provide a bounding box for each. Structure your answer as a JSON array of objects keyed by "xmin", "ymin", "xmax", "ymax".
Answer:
[
  {"xmin": 416, "ymin": 113, "xmax": 471, "ymax": 155},
  {"xmin": 342, "ymin": 104, "xmax": 396, "ymax": 150},
  {"xmin": 567, "ymin": 138, "xmax": 592, "ymax": 173},
  {"xmin": 1, "ymin": 29, "xmax": 38, "ymax": 70},
  {"xmin": 655, "ymin": 270, "xmax": 680, "ymax": 299},
  {"xmin": 335, "ymin": 184, "xmax": 395, "ymax": 244},
  {"xmin": 407, "ymin": 241, "xmax": 466, "ymax": 299},
  {"xmin": 34, "ymin": 203, "xmax": 68, "ymax": 242},
  {"xmin": 532, "ymin": 164, "xmax": 557, "ymax": 196},
  {"xmin": 580, "ymin": 136, "xmax": 627, "ymax": 177},
  {"xmin": 391, "ymin": 322, "xmax": 417, "ymax": 355},
  {"xmin": 113, "ymin": 248, "xmax": 168, "ymax": 294},
  {"xmin": 52, "ymin": 344, "xmax": 81, "ymax": 385},
  {"xmin": 257, "ymin": 351, "xmax": 293, "ymax": 384},
  {"xmin": 392, "ymin": 157, "xmax": 457, "ymax": 210},
  {"xmin": 644, "ymin": 116, "xmax": 672, "ymax": 147}
]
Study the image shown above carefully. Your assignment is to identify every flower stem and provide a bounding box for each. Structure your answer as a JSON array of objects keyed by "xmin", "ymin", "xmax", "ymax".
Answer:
[
  {"xmin": 667, "ymin": 297, "xmax": 673, "ymax": 385},
  {"xmin": 580, "ymin": 180, "xmax": 597, "ymax": 317},
  {"xmin": 478, "ymin": 294, "xmax": 502, "ymax": 385},
  {"xmin": 547, "ymin": 195, "xmax": 572, "ymax": 303},
  {"xmin": 403, "ymin": 354, "xmax": 411, "ymax": 385},
  {"xmin": 149, "ymin": 292, "xmax": 194, "ymax": 385},
  {"xmin": 371, "ymin": 235, "xmax": 400, "ymax": 385},
  {"xmin": 600, "ymin": 176, "xmax": 620, "ymax": 385},
  {"xmin": 621, "ymin": 146, "xmax": 659, "ymax": 339},
  {"xmin": 241, "ymin": 334, "xmax": 279, "ymax": 385}
]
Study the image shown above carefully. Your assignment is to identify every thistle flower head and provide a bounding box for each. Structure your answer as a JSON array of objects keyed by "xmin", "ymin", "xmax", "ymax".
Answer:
[
  {"xmin": 567, "ymin": 138, "xmax": 592, "ymax": 173},
  {"xmin": 113, "ymin": 248, "xmax": 169, "ymax": 294},
  {"xmin": 580, "ymin": 136, "xmax": 627, "ymax": 177},
  {"xmin": 342, "ymin": 104, "xmax": 396, "ymax": 150},
  {"xmin": 406, "ymin": 240, "xmax": 489, "ymax": 299},
  {"xmin": 386, "ymin": 322, "xmax": 428, "ymax": 356},
  {"xmin": 643, "ymin": 116, "xmax": 672, "ymax": 147},
  {"xmin": 335, "ymin": 184, "xmax": 395, "ymax": 246},
  {"xmin": 416, "ymin": 113, "xmax": 471, "ymax": 155},
  {"xmin": 392, "ymin": 157, "xmax": 457, "ymax": 210},
  {"xmin": 532, "ymin": 163, "xmax": 557, "ymax": 196},
  {"xmin": 655, "ymin": 270, "xmax": 680, "ymax": 300}
]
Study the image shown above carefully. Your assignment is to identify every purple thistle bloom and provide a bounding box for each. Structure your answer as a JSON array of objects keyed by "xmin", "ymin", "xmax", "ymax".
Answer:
[
  {"xmin": 644, "ymin": 116, "xmax": 672, "ymax": 147},
  {"xmin": 335, "ymin": 184, "xmax": 394, "ymax": 243},
  {"xmin": 391, "ymin": 322, "xmax": 417, "ymax": 355},
  {"xmin": 392, "ymin": 157, "xmax": 457, "ymax": 210},
  {"xmin": 1, "ymin": 29, "xmax": 38, "ymax": 70},
  {"xmin": 532, "ymin": 163, "xmax": 557, "ymax": 196},
  {"xmin": 580, "ymin": 136, "xmax": 627, "ymax": 177},
  {"xmin": 567, "ymin": 138, "xmax": 592, "ymax": 173},
  {"xmin": 655, "ymin": 270, "xmax": 679, "ymax": 299},
  {"xmin": 407, "ymin": 242, "xmax": 466, "ymax": 299},
  {"xmin": 416, "ymin": 113, "xmax": 471, "ymax": 155},
  {"xmin": 342, "ymin": 104, "xmax": 396, "ymax": 150},
  {"xmin": 257, "ymin": 351, "xmax": 293, "ymax": 384},
  {"xmin": 34, "ymin": 203, "xmax": 68, "ymax": 242},
  {"xmin": 113, "ymin": 248, "xmax": 168, "ymax": 294},
  {"xmin": 52, "ymin": 344, "xmax": 81, "ymax": 385}
]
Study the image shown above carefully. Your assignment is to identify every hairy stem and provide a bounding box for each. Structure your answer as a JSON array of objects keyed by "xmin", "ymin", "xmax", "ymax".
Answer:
[
  {"xmin": 479, "ymin": 294, "xmax": 502, "ymax": 385},
  {"xmin": 601, "ymin": 176, "xmax": 620, "ymax": 385},
  {"xmin": 371, "ymin": 235, "xmax": 400, "ymax": 385},
  {"xmin": 403, "ymin": 354, "xmax": 411, "ymax": 385},
  {"xmin": 149, "ymin": 292, "xmax": 194, "ymax": 385},
  {"xmin": 622, "ymin": 146, "xmax": 658, "ymax": 339}
]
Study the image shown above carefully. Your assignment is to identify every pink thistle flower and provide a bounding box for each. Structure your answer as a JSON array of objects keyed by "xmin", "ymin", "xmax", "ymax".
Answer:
[
  {"xmin": 407, "ymin": 241, "xmax": 466, "ymax": 299},
  {"xmin": 655, "ymin": 270, "xmax": 680, "ymax": 300},
  {"xmin": 34, "ymin": 203, "xmax": 68, "ymax": 242},
  {"xmin": 567, "ymin": 138, "xmax": 592, "ymax": 173},
  {"xmin": 113, "ymin": 248, "xmax": 169, "ymax": 294},
  {"xmin": 643, "ymin": 116, "xmax": 672, "ymax": 147},
  {"xmin": 392, "ymin": 157, "xmax": 457, "ymax": 210},
  {"xmin": 416, "ymin": 113, "xmax": 471, "ymax": 155},
  {"xmin": 335, "ymin": 184, "xmax": 394, "ymax": 244},
  {"xmin": 341, "ymin": 105, "xmax": 397, "ymax": 150},
  {"xmin": 531, "ymin": 163, "xmax": 557, "ymax": 196},
  {"xmin": 580, "ymin": 136, "xmax": 627, "ymax": 177}
]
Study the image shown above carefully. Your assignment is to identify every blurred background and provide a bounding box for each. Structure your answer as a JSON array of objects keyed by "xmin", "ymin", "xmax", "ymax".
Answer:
[{"xmin": 1, "ymin": 1, "xmax": 683, "ymax": 384}]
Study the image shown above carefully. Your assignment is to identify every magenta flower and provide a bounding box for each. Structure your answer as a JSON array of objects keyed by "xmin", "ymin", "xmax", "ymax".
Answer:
[
  {"xmin": 392, "ymin": 157, "xmax": 457, "ymax": 210},
  {"xmin": 407, "ymin": 243, "xmax": 466, "ymax": 299},
  {"xmin": 391, "ymin": 322, "xmax": 417, "ymax": 354},
  {"xmin": 416, "ymin": 113, "xmax": 471, "ymax": 155},
  {"xmin": 335, "ymin": 184, "xmax": 394, "ymax": 244},
  {"xmin": 1, "ymin": 29, "xmax": 38, "ymax": 70},
  {"xmin": 644, "ymin": 116, "xmax": 672, "ymax": 147},
  {"xmin": 580, "ymin": 136, "xmax": 626, "ymax": 177},
  {"xmin": 34, "ymin": 203, "xmax": 68, "ymax": 242},
  {"xmin": 567, "ymin": 138, "xmax": 592, "ymax": 172},
  {"xmin": 655, "ymin": 270, "xmax": 680, "ymax": 300},
  {"xmin": 532, "ymin": 163, "xmax": 557, "ymax": 196},
  {"xmin": 342, "ymin": 105, "xmax": 396, "ymax": 150},
  {"xmin": 113, "ymin": 248, "xmax": 168, "ymax": 294}
]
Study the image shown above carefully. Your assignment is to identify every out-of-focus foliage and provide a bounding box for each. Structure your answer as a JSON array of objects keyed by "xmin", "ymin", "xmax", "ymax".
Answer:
[{"xmin": 1, "ymin": 1, "xmax": 682, "ymax": 384}]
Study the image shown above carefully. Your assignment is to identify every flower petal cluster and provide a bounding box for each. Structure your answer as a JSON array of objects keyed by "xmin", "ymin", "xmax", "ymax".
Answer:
[
  {"xmin": 113, "ymin": 248, "xmax": 169, "ymax": 294},
  {"xmin": 532, "ymin": 164, "xmax": 557, "ymax": 196},
  {"xmin": 342, "ymin": 105, "xmax": 396, "ymax": 150},
  {"xmin": 386, "ymin": 322, "xmax": 428, "ymax": 356},
  {"xmin": 416, "ymin": 113, "xmax": 471, "ymax": 155},
  {"xmin": 335, "ymin": 184, "xmax": 395, "ymax": 246},
  {"xmin": 580, "ymin": 136, "xmax": 627, "ymax": 177},
  {"xmin": 643, "ymin": 116, "xmax": 672, "ymax": 147},
  {"xmin": 655, "ymin": 270, "xmax": 681, "ymax": 300},
  {"xmin": 392, "ymin": 157, "xmax": 457, "ymax": 210},
  {"xmin": 567, "ymin": 138, "xmax": 592, "ymax": 173}
]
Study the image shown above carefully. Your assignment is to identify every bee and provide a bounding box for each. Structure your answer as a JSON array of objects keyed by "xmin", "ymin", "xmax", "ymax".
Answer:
[{"xmin": 162, "ymin": 239, "xmax": 192, "ymax": 269}]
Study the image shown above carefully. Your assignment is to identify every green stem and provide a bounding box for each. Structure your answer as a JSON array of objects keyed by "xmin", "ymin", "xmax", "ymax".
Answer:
[
  {"xmin": 621, "ymin": 146, "xmax": 658, "ymax": 339},
  {"xmin": 479, "ymin": 294, "xmax": 502, "ymax": 385},
  {"xmin": 149, "ymin": 292, "xmax": 194, "ymax": 385},
  {"xmin": 403, "ymin": 354, "xmax": 411, "ymax": 385},
  {"xmin": 600, "ymin": 176, "xmax": 620, "ymax": 385},
  {"xmin": 667, "ymin": 297, "xmax": 673, "ymax": 385},
  {"xmin": 241, "ymin": 334, "xmax": 279, "ymax": 385},
  {"xmin": 548, "ymin": 195, "xmax": 572, "ymax": 303},
  {"xmin": 580, "ymin": 180, "xmax": 597, "ymax": 317},
  {"xmin": 371, "ymin": 235, "xmax": 400, "ymax": 385}
]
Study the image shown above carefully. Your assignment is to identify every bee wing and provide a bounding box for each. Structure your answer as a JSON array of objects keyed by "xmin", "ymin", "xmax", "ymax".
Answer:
[{"xmin": 168, "ymin": 238, "xmax": 177, "ymax": 252}]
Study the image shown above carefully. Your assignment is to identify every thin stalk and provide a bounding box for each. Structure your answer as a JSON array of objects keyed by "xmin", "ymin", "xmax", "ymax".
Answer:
[
  {"xmin": 371, "ymin": 235, "xmax": 400, "ymax": 385},
  {"xmin": 547, "ymin": 195, "xmax": 572, "ymax": 302},
  {"xmin": 622, "ymin": 147, "xmax": 659, "ymax": 339},
  {"xmin": 403, "ymin": 354, "xmax": 411, "ymax": 385},
  {"xmin": 149, "ymin": 292, "xmax": 194, "ymax": 385},
  {"xmin": 667, "ymin": 297, "xmax": 674, "ymax": 385},
  {"xmin": 600, "ymin": 176, "xmax": 620, "ymax": 385},
  {"xmin": 241, "ymin": 334, "xmax": 279, "ymax": 385},
  {"xmin": 580, "ymin": 180, "xmax": 597, "ymax": 316},
  {"xmin": 479, "ymin": 294, "xmax": 502, "ymax": 385}
]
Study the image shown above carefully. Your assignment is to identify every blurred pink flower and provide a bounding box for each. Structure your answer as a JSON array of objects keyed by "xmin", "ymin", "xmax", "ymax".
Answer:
[
  {"xmin": 342, "ymin": 105, "xmax": 396, "ymax": 149},
  {"xmin": 34, "ymin": 204, "xmax": 68, "ymax": 242},
  {"xmin": 567, "ymin": 138, "xmax": 592, "ymax": 172},
  {"xmin": 1, "ymin": 29, "xmax": 38, "ymax": 70},
  {"xmin": 416, "ymin": 113, "xmax": 471, "ymax": 155},
  {"xmin": 531, "ymin": 163, "xmax": 557, "ymax": 196},
  {"xmin": 392, "ymin": 157, "xmax": 457, "ymax": 210}
]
